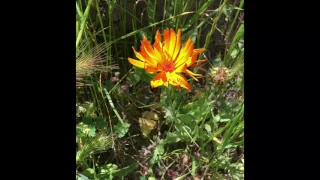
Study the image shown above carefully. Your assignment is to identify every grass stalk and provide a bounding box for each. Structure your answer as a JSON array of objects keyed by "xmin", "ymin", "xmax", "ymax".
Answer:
[{"xmin": 76, "ymin": 0, "xmax": 94, "ymax": 49}]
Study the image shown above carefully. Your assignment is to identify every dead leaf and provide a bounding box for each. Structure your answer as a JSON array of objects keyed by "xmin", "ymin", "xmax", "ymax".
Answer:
[
  {"xmin": 142, "ymin": 111, "xmax": 159, "ymax": 120},
  {"xmin": 138, "ymin": 111, "xmax": 159, "ymax": 137}
]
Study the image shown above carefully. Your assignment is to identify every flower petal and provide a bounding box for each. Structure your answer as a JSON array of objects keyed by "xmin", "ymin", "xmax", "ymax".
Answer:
[
  {"xmin": 154, "ymin": 30, "xmax": 162, "ymax": 51},
  {"xmin": 163, "ymin": 29, "xmax": 170, "ymax": 54},
  {"xmin": 156, "ymin": 63, "xmax": 164, "ymax": 71},
  {"xmin": 176, "ymin": 74, "xmax": 192, "ymax": 92},
  {"xmin": 186, "ymin": 48, "xmax": 205, "ymax": 66},
  {"xmin": 168, "ymin": 29, "xmax": 177, "ymax": 60},
  {"xmin": 163, "ymin": 81, "xmax": 169, "ymax": 87},
  {"xmin": 194, "ymin": 48, "xmax": 205, "ymax": 53},
  {"xmin": 185, "ymin": 69, "xmax": 202, "ymax": 81},
  {"xmin": 128, "ymin": 58, "xmax": 144, "ymax": 68},
  {"xmin": 167, "ymin": 73, "xmax": 191, "ymax": 92},
  {"xmin": 174, "ymin": 38, "xmax": 194, "ymax": 67},
  {"xmin": 141, "ymin": 37, "xmax": 162, "ymax": 66},
  {"xmin": 132, "ymin": 46, "xmax": 147, "ymax": 62},
  {"xmin": 150, "ymin": 72, "xmax": 167, "ymax": 88},
  {"xmin": 145, "ymin": 64, "xmax": 158, "ymax": 73},
  {"xmin": 173, "ymin": 63, "xmax": 187, "ymax": 73},
  {"xmin": 153, "ymin": 30, "xmax": 166, "ymax": 61},
  {"xmin": 172, "ymin": 29, "xmax": 181, "ymax": 61},
  {"xmin": 185, "ymin": 69, "xmax": 202, "ymax": 77}
]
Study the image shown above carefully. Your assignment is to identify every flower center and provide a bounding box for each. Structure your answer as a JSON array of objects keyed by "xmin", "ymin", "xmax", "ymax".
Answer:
[{"xmin": 162, "ymin": 61, "xmax": 175, "ymax": 73}]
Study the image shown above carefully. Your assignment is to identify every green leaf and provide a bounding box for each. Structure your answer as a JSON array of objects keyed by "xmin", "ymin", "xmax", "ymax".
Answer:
[
  {"xmin": 88, "ymin": 126, "xmax": 96, "ymax": 137},
  {"xmin": 150, "ymin": 140, "xmax": 165, "ymax": 166},
  {"xmin": 156, "ymin": 142, "xmax": 164, "ymax": 155},
  {"xmin": 213, "ymin": 114, "xmax": 221, "ymax": 122},
  {"xmin": 83, "ymin": 117, "xmax": 94, "ymax": 126},
  {"xmin": 219, "ymin": 102, "xmax": 232, "ymax": 119},
  {"xmin": 230, "ymin": 51, "xmax": 244, "ymax": 76},
  {"xmin": 114, "ymin": 121, "xmax": 130, "ymax": 138},
  {"xmin": 165, "ymin": 132, "xmax": 182, "ymax": 143},
  {"xmin": 77, "ymin": 174, "xmax": 89, "ymax": 180},
  {"xmin": 175, "ymin": 171, "xmax": 192, "ymax": 180},
  {"xmin": 220, "ymin": 118, "xmax": 230, "ymax": 122},
  {"xmin": 76, "ymin": 123, "xmax": 91, "ymax": 137},
  {"xmin": 238, "ymin": 38, "xmax": 244, "ymax": 49},
  {"xmin": 230, "ymin": 49, "xmax": 238, "ymax": 58},
  {"xmin": 136, "ymin": 67, "xmax": 154, "ymax": 81},
  {"xmin": 85, "ymin": 103, "xmax": 95, "ymax": 117},
  {"xmin": 225, "ymin": 4, "xmax": 244, "ymax": 11},
  {"xmin": 224, "ymin": 140, "xmax": 244, "ymax": 149},
  {"xmin": 82, "ymin": 168, "xmax": 95, "ymax": 179},
  {"xmin": 204, "ymin": 124, "xmax": 211, "ymax": 134},
  {"xmin": 127, "ymin": 72, "xmax": 141, "ymax": 86},
  {"xmin": 193, "ymin": 110, "xmax": 202, "ymax": 123},
  {"xmin": 164, "ymin": 108, "xmax": 175, "ymax": 121},
  {"xmin": 94, "ymin": 117, "xmax": 107, "ymax": 128},
  {"xmin": 191, "ymin": 157, "xmax": 196, "ymax": 176},
  {"xmin": 181, "ymin": 29, "xmax": 198, "ymax": 45},
  {"xmin": 222, "ymin": 6, "xmax": 230, "ymax": 21},
  {"xmin": 222, "ymin": 105, "xmax": 244, "ymax": 148},
  {"xmin": 100, "ymin": 164, "xmax": 118, "ymax": 174},
  {"xmin": 146, "ymin": 0, "xmax": 155, "ymax": 24},
  {"xmin": 141, "ymin": 30, "xmax": 154, "ymax": 41},
  {"xmin": 179, "ymin": 114, "xmax": 194, "ymax": 123},
  {"xmin": 104, "ymin": 80, "xmax": 113, "ymax": 91},
  {"xmin": 212, "ymin": 55, "xmax": 222, "ymax": 66},
  {"xmin": 113, "ymin": 163, "xmax": 139, "ymax": 177},
  {"xmin": 226, "ymin": 24, "xmax": 244, "ymax": 65},
  {"xmin": 240, "ymin": 78, "xmax": 244, "ymax": 92},
  {"xmin": 181, "ymin": 0, "xmax": 216, "ymax": 31},
  {"xmin": 98, "ymin": 164, "xmax": 118, "ymax": 179}
]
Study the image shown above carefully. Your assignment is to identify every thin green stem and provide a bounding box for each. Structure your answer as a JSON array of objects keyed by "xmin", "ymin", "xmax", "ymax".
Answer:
[
  {"xmin": 95, "ymin": 0, "xmax": 108, "ymax": 62},
  {"xmin": 222, "ymin": 104, "xmax": 244, "ymax": 149},
  {"xmin": 76, "ymin": 2, "xmax": 84, "ymax": 17},
  {"xmin": 202, "ymin": 0, "xmax": 227, "ymax": 52},
  {"xmin": 162, "ymin": 0, "xmax": 167, "ymax": 29},
  {"xmin": 152, "ymin": 0, "xmax": 157, "ymax": 32},
  {"xmin": 173, "ymin": 0, "xmax": 178, "ymax": 28},
  {"xmin": 225, "ymin": 0, "xmax": 244, "ymax": 44},
  {"xmin": 107, "ymin": 0, "xmax": 113, "ymax": 65},
  {"xmin": 109, "ymin": 11, "xmax": 201, "ymax": 45},
  {"xmin": 76, "ymin": 0, "xmax": 93, "ymax": 49},
  {"xmin": 103, "ymin": 88, "xmax": 124, "ymax": 124},
  {"xmin": 89, "ymin": 76, "xmax": 104, "ymax": 117}
]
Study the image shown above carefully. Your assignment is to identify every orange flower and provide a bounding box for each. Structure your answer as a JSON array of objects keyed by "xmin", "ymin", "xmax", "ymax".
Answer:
[{"xmin": 128, "ymin": 28, "xmax": 205, "ymax": 92}]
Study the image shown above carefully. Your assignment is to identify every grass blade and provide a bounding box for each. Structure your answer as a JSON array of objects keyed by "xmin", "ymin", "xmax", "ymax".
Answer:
[{"xmin": 76, "ymin": 0, "xmax": 93, "ymax": 49}]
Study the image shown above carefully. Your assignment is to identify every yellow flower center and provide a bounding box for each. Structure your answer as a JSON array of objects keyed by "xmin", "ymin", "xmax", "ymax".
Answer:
[{"xmin": 162, "ymin": 61, "xmax": 175, "ymax": 73}]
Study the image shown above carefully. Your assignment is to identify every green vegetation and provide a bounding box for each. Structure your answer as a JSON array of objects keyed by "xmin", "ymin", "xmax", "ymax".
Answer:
[{"xmin": 76, "ymin": 0, "xmax": 244, "ymax": 179}]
